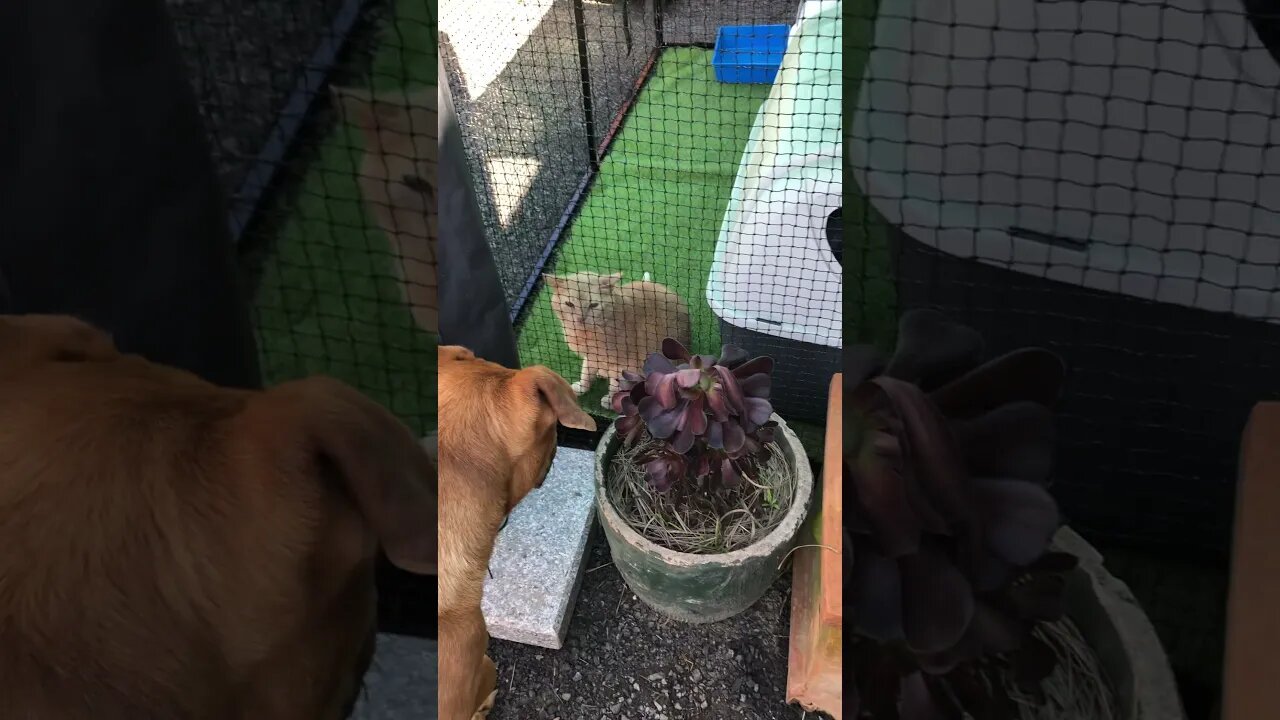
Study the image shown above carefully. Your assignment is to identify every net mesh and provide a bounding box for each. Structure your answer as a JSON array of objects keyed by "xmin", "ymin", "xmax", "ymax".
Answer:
[
  {"xmin": 171, "ymin": 0, "xmax": 437, "ymax": 635},
  {"xmin": 849, "ymin": 0, "xmax": 1280, "ymax": 554},
  {"xmin": 440, "ymin": 0, "xmax": 843, "ymax": 444},
  {"xmin": 848, "ymin": 0, "xmax": 1280, "ymax": 713}
]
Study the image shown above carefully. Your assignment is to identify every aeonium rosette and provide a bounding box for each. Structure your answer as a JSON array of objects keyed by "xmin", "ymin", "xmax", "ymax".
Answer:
[{"xmin": 610, "ymin": 338, "xmax": 777, "ymax": 493}]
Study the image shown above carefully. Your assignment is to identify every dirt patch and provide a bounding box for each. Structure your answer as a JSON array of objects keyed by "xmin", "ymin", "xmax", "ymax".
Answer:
[{"xmin": 487, "ymin": 538, "xmax": 834, "ymax": 719}]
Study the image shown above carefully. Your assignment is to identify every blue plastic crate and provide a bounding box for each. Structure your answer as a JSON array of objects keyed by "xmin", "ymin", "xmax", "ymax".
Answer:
[{"xmin": 711, "ymin": 24, "xmax": 789, "ymax": 84}]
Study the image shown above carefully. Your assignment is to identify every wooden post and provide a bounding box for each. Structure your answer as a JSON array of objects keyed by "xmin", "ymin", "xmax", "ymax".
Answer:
[
  {"xmin": 1222, "ymin": 402, "xmax": 1280, "ymax": 720},
  {"xmin": 786, "ymin": 373, "xmax": 843, "ymax": 718}
]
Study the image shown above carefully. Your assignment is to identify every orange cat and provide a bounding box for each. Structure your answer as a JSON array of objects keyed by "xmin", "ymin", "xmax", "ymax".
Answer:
[
  {"xmin": 544, "ymin": 271, "xmax": 692, "ymax": 409},
  {"xmin": 332, "ymin": 85, "xmax": 438, "ymax": 336}
]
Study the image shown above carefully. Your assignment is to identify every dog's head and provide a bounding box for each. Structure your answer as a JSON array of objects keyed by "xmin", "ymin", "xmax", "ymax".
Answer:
[
  {"xmin": 226, "ymin": 375, "xmax": 437, "ymax": 717},
  {"xmin": 0, "ymin": 315, "xmax": 436, "ymax": 719},
  {"xmin": 438, "ymin": 345, "xmax": 595, "ymax": 513}
]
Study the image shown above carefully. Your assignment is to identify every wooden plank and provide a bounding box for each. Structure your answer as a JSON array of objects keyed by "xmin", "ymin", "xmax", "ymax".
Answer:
[
  {"xmin": 786, "ymin": 373, "xmax": 843, "ymax": 718},
  {"xmin": 1222, "ymin": 402, "xmax": 1280, "ymax": 720},
  {"xmin": 820, "ymin": 373, "xmax": 843, "ymax": 625}
]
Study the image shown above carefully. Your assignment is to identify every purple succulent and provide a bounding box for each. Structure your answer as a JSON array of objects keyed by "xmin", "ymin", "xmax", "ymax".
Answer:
[
  {"xmin": 612, "ymin": 338, "xmax": 777, "ymax": 493},
  {"xmin": 848, "ymin": 310, "xmax": 1078, "ymax": 719}
]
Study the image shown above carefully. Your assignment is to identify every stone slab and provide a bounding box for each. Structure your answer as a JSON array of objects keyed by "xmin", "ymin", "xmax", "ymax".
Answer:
[
  {"xmin": 481, "ymin": 446, "xmax": 596, "ymax": 649},
  {"xmin": 350, "ymin": 633, "xmax": 437, "ymax": 719}
]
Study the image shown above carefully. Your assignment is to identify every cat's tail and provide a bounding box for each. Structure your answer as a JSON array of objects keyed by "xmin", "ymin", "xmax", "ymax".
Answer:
[{"xmin": 642, "ymin": 272, "xmax": 652, "ymax": 282}]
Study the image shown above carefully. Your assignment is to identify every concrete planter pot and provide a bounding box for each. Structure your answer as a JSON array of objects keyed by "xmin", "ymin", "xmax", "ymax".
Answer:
[
  {"xmin": 594, "ymin": 414, "xmax": 815, "ymax": 624},
  {"xmin": 1054, "ymin": 527, "xmax": 1186, "ymax": 720}
]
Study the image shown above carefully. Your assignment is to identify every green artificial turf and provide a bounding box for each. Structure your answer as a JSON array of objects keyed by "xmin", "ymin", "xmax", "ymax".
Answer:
[
  {"xmin": 846, "ymin": 0, "xmax": 898, "ymax": 352},
  {"xmin": 515, "ymin": 47, "xmax": 771, "ymax": 411},
  {"xmin": 250, "ymin": 0, "xmax": 437, "ymax": 437}
]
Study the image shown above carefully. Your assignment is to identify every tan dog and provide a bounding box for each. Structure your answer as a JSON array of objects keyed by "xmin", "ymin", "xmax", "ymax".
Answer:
[
  {"xmin": 437, "ymin": 345, "xmax": 596, "ymax": 720},
  {"xmin": 0, "ymin": 314, "xmax": 437, "ymax": 719}
]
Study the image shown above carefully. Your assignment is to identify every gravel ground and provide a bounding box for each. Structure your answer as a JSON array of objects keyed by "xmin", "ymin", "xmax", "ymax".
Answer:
[
  {"xmin": 440, "ymin": 0, "xmax": 800, "ymax": 305},
  {"xmin": 487, "ymin": 538, "xmax": 833, "ymax": 720},
  {"xmin": 168, "ymin": 0, "xmax": 352, "ymax": 194},
  {"xmin": 220, "ymin": 0, "xmax": 393, "ymax": 290}
]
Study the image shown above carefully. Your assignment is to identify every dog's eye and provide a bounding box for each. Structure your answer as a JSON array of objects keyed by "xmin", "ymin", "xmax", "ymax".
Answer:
[
  {"xmin": 588, "ymin": 302, "xmax": 599, "ymax": 309},
  {"xmin": 401, "ymin": 174, "xmax": 431, "ymax": 193},
  {"xmin": 564, "ymin": 301, "xmax": 575, "ymax": 309}
]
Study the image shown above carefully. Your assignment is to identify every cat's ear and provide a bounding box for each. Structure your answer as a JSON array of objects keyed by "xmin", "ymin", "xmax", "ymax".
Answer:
[
  {"xmin": 542, "ymin": 274, "xmax": 560, "ymax": 291},
  {"xmin": 599, "ymin": 272, "xmax": 623, "ymax": 290}
]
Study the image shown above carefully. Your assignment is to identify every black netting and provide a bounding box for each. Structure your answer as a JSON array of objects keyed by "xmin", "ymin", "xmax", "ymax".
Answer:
[
  {"xmin": 849, "ymin": 1, "xmax": 1280, "ymax": 714},
  {"xmin": 848, "ymin": 0, "xmax": 1280, "ymax": 554},
  {"xmin": 441, "ymin": 0, "xmax": 842, "ymax": 454},
  {"xmin": 172, "ymin": 0, "xmax": 437, "ymax": 434},
  {"xmin": 171, "ymin": 0, "xmax": 437, "ymax": 634}
]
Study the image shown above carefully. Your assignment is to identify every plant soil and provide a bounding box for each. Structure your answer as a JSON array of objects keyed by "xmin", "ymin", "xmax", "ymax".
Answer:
[
  {"xmin": 487, "ymin": 539, "xmax": 833, "ymax": 720},
  {"xmin": 606, "ymin": 437, "xmax": 797, "ymax": 555}
]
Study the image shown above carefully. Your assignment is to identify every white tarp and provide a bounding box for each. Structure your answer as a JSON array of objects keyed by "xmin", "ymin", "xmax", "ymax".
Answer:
[
  {"xmin": 707, "ymin": 0, "xmax": 844, "ymax": 349},
  {"xmin": 850, "ymin": 0, "xmax": 1280, "ymax": 321}
]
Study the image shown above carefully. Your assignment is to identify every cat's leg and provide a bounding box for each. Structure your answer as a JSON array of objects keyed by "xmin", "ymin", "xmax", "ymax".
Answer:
[
  {"xmin": 601, "ymin": 373, "xmax": 623, "ymax": 409},
  {"xmin": 572, "ymin": 357, "xmax": 595, "ymax": 395}
]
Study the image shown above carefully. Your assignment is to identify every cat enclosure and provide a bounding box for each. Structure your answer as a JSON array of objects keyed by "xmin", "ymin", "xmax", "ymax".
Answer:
[
  {"xmin": 171, "ymin": 0, "xmax": 437, "ymax": 432},
  {"xmin": 170, "ymin": 0, "xmax": 437, "ymax": 636},
  {"xmin": 440, "ymin": 0, "xmax": 843, "ymax": 442},
  {"xmin": 850, "ymin": 0, "xmax": 1280, "ymax": 713}
]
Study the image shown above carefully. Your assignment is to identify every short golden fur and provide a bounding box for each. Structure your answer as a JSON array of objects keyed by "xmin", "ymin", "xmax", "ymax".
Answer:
[
  {"xmin": 544, "ymin": 271, "xmax": 691, "ymax": 408},
  {"xmin": 0, "ymin": 314, "xmax": 436, "ymax": 719},
  {"xmin": 437, "ymin": 345, "xmax": 595, "ymax": 719}
]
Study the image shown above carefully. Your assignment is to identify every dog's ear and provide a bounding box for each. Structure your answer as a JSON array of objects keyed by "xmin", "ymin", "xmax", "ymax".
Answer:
[
  {"xmin": 513, "ymin": 366, "xmax": 597, "ymax": 431},
  {"xmin": 258, "ymin": 376, "xmax": 437, "ymax": 575},
  {"xmin": 438, "ymin": 344, "xmax": 477, "ymax": 365},
  {"xmin": 0, "ymin": 314, "xmax": 117, "ymax": 370}
]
